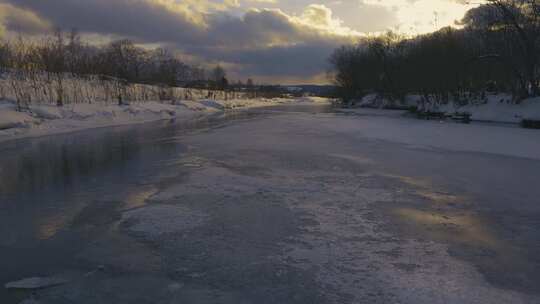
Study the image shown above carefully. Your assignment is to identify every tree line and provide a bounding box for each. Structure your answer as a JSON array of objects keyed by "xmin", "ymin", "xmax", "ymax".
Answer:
[
  {"xmin": 0, "ymin": 30, "xmax": 273, "ymax": 108},
  {"xmin": 329, "ymin": 0, "xmax": 540, "ymax": 105},
  {"xmin": 0, "ymin": 30, "xmax": 233, "ymax": 88}
]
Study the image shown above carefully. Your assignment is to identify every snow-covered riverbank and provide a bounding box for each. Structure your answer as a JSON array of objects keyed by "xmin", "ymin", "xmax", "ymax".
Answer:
[
  {"xmin": 437, "ymin": 96, "xmax": 540, "ymax": 123},
  {"xmin": 0, "ymin": 97, "xmax": 331, "ymax": 142},
  {"xmin": 357, "ymin": 94, "xmax": 540, "ymax": 124}
]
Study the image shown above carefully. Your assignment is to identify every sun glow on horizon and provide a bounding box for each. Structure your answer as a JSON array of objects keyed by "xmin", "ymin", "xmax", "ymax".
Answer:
[{"xmin": 361, "ymin": 0, "xmax": 483, "ymax": 35}]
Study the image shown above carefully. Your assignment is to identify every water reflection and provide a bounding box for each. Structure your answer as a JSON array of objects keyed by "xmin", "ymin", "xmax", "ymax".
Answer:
[
  {"xmin": 37, "ymin": 212, "xmax": 75, "ymax": 241},
  {"xmin": 0, "ymin": 111, "xmax": 267, "ymax": 243},
  {"xmin": 0, "ymin": 125, "xmax": 172, "ymax": 197},
  {"xmin": 0, "ymin": 111, "xmax": 262, "ymax": 198}
]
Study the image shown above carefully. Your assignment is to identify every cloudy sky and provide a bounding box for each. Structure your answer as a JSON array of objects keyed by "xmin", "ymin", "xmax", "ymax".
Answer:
[{"xmin": 0, "ymin": 0, "xmax": 481, "ymax": 84}]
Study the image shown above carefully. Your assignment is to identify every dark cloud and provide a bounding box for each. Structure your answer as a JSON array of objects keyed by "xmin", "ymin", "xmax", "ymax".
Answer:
[
  {"xmin": 188, "ymin": 40, "xmax": 337, "ymax": 79},
  {"xmin": 1, "ymin": 0, "xmax": 205, "ymax": 43}
]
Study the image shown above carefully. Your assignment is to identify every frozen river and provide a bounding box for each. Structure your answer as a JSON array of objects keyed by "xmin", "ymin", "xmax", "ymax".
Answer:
[{"xmin": 1, "ymin": 104, "xmax": 539, "ymax": 303}]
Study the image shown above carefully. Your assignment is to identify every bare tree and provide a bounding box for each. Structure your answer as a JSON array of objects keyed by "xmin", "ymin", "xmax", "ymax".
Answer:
[
  {"xmin": 465, "ymin": 0, "xmax": 540, "ymax": 97},
  {"xmin": 0, "ymin": 29, "xmax": 251, "ymax": 109},
  {"xmin": 211, "ymin": 65, "xmax": 228, "ymax": 89}
]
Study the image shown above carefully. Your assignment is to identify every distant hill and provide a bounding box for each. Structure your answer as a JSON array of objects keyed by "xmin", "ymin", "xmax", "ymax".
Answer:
[{"xmin": 281, "ymin": 85, "xmax": 337, "ymax": 97}]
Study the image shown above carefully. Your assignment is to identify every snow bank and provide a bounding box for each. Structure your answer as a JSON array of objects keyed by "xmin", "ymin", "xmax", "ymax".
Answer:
[
  {"xmin": 317, "ymin": 110, "xmax": 540, "ymax": 160},
  {"xmin": 296, "ymin": 96, "xmax": 335, "ymax": 104},
  {"xmin": 418, "ymin": 94, "xmax": 540, "ymax": 123},
  {"xmin": 0, "ymin": 101, "xmax": 190, "ymax": 140},
  {"xmin": 177, "ymin": 100, "xmax": 213, "ymax": 112},
  {"xmin": 30, "ymin": 105, "xmax": 63, "ymax": 120},
  {"xmin": 439, "ymin": 96, "xmax": 540, "ymax": 123},
  {"xmin": 0, "ymin": 104, "xmax": 37, "ymax": 130},
  {"xmin": 199, "ymin": 99, "xmax": 226, "ymax": 110},
  {"xmin": 354, "ymin": 94, "xmax": 417, "ymax": 108},
  {"xmin": 356, "ymin": 93, "xmax": 540, "ymax": 124},
  {"xmin": 0, "ymin": 97, "xmax": 331, "ymax": 142},
  {"xmin": 0, "ymin": 73, "xmax": 251, "ymax": 105},
  {"xmin": 358, "ymin": 94, "xmax": 380, "ymax": 107}
]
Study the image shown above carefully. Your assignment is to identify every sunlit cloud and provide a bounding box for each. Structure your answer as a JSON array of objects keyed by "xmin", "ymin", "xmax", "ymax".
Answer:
[
  {"xmin": 362, "ymin": 0, "xmax": 482, "ymax": 34},
  {"xmin": 0, "ymin": 3, "xmax": 52, "ymax": 35},
  {"xmin": 294, "ymin": 4, "xmax": 362, "ymax": 37}
]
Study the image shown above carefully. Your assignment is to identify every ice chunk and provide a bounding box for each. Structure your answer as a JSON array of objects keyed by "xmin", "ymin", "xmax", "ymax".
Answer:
[{"xmin": 5, "ymin": 276, "xmax": 68, "ymax": 289}]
